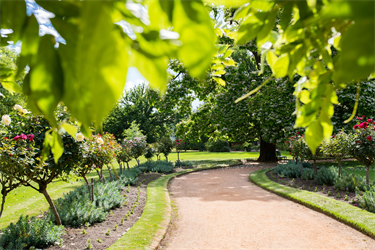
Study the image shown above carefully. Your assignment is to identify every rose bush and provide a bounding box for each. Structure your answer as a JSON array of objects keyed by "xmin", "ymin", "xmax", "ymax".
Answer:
[{"xmin": 351, "ymin": 116, "xmax": 375, "ymax": 184}]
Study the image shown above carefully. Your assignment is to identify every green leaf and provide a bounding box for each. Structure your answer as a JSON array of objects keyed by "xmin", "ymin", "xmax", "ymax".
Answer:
[
  {"xmin": 213, "ymin": 77, "xmax": 225, "ymax": 86},
  {"xmin": 56, "ymin": 2, "xmax": 128, "ymax": 129},
  {"xmin": 335, "ymin": 19, "xmax": 375, "ymax": 83},
  {"xmin": 61, "ymin": 123, "xmax": 78, "ymax": 139},
  {"xmin": 257, "ymin": 8, "xmax": 278, "ymax": 47},
  {"xmin": 305, "ymin": 118, "xmax": 323, "ymax": 155},
  {"xmin": 271, "ymin": 54, "xmax": 290, "ymax": 78},
  {"xmin": 236, "ymin": 12, "xmax": 268, "ymax": 45},
  {"xmin": 51, "ymin": 130, "xmax": 64, "ymax": 163},
  {"xmin": 28, "ymin": 35, "xmax": 63, "ymax": 126},
  {"xmin": 1, "ymin": 81, "xmax": 22, "ymax": 93},
  {"xmin": 174, "ymin": 0, "xmax": 216, "ymax": 78},
  {"xmin": 280, "ymin": 2, "xmax": 294, "ymax": 30},
  {"xmin": 0, "ymin": 1, "xmax": 26, "ymax": 43}
]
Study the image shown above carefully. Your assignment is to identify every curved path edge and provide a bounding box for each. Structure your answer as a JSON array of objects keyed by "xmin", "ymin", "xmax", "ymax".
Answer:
[
  {"xmin": 108, "ymin": 164, "xmax": 239, "ymax": 250},
  {"xmin": 249, "ymin": 168, "xmax": 375, "ymax": 239}
]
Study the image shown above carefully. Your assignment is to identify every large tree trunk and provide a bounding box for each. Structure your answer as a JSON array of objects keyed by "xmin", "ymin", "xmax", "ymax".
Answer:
[
  {"xmin": 257, "ymin": 138, "xmax": 277, "ymax": 162},
  {"xmin": 40, "ymin": 186, "xmax": 61, "ymax": 225}
]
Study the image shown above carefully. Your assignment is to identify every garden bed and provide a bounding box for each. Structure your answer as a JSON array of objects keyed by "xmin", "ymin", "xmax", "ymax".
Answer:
[
  {"xmin": 266, "ymin": 170, "xmax": 358, "ymax": 206},
  {"xmin": 46, "ymin": 172, "xmax": 161, "ymax": 250}
]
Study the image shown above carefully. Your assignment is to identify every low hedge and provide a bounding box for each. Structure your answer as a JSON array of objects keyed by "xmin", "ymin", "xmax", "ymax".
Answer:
[{"xmin": 249, "ymin": 169, "xmax": 375, "ymax": 238}]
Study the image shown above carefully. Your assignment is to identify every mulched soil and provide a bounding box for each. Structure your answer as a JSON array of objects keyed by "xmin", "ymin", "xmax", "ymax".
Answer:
[
  {"xmin": 45, "ymin": 172, "xmax": 161, "ymax": 250},
  {"xmin": 266, "ymin": 170, "xmax": 359, "ymax": 207}
]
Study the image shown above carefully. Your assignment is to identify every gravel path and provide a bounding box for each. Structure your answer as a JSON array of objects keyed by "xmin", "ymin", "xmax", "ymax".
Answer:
[{"xmin": 163, "ymin": 166, "xmax": 375, "ymax": 250}]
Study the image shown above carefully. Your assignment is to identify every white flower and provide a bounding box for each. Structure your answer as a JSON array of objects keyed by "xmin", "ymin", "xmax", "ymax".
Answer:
[
  {"xmin": 76, "ymin": 133, "xmax": 84, "ymax": 142},
  {"xmin": 96, "ymin": 137, "xmax": 104, "ymax": 144},
  {"xmin": 13, "ymin": 104, "xmax": 23, "ymax": 111},
  {"xmin": 20, "ymin": 109, "xmax": 29, "ymax": 115},
  {"xmin": 1, "ymin": 115, "xmax": 11, "ymax": 125}
]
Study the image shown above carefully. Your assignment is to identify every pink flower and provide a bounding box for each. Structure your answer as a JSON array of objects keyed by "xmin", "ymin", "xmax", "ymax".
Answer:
[
  {"xmin": 357, "ymin": 116, "xmax": 363, "ymax": 120},
  {"xmin": 354, "ymin": 204, "xmax": 358, "ymax": 206},
  {"xmin": 14, "ymin": 135, "xmax": 20, "ymax": 141},
  {"xmin": 176, "ymin": 139, "xmax": 179, "ymax": 142},
  {"xmin": 27, "ymin": 134, "xmax": 34, "ymax": 141},
  {"xmin": 353, "ymin": 124, "xmax": 359, "ymax": 129},
  {"xmin": 367, "ymin": 136, "xmax": 372, "ymax": 141},
  {"xmin": 179, "ymin": 139, "xmax": 182, "ymax": 142},
  {"xmin": 4, "ymin": 137, "xmax": 7, "ymax": 140},
  {"xmin": 20, "ymin": 134, "xmax": 27, "ymax": 140},
  {"xmin": 177, "ymin": 143, "xmax": 180, "ymax": 145},
  {"xmin": 367, "ymin": 119, "xmax": 373, "ymax": 123}
]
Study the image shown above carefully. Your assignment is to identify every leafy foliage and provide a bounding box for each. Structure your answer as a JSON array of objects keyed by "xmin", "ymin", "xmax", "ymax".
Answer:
[
  {"xmin": 301, "ymin": 168, "xmax": 314, "ymax": 181},
  {"xmin": 49, "ymin": 180, "xmax": 126, "ymax": 226},
  {"xmin": 158, "ymin": 137, "xmax": 173, "ymax": 161},
  {"xmin": 334, "ymin": 173, "xmax": 366, "ymax": 192},
  {"xmin": 138, "ymin": 161, "xmax": 174, "ymax": 174},
  {"xmin": 274, "ymin": 160, "xmax": 301, "ymax": 178},
  {"xmin": 314, "ymin": 166, "xmax": 338, "ymax": 186},
  {"xmin": 357, "ymin": 186, "xmax": 375, "ymax": 213},
  {"xmin": 205, "ymin": 139, "xmax": 230, "ymax": 152},
  {"xmin": 0, "ymin": 215, "xmax": 64, "ymax": 250}
]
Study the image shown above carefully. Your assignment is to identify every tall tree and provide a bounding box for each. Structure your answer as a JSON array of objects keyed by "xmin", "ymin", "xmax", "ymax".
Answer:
[{"xmin": 103, "ymin": 83, "xmax": 172, "ymax": 143}]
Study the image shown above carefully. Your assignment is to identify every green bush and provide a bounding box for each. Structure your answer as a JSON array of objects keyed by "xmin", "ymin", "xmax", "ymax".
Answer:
[
  {"xmin": 118, "ymin": 168, "xmax": 142, "ymax": 186},
  {"xmin": 314, "ymin": 166, "xmax": 338, "ymax": 186},
  {"xmin": 357, "ymin": 186, "xmax": 375, "ymax": 213},
  {"xmin": 301, "ymin": 168, "xmax": 314, "ymax": 180},
  {"xmin": 231, "ymin": 144, "xmax": 243, "ymax": 151},
  {"xmin": 205, "ymin": 140, "xmax": 230, "ymax": 152},
  {"xmin": 274, "ymin": 160, "xmax": 301, "ymax": 178},
  {"xmin": 175, "ymin": 160, "xmax": 193, "ymax": 167},
  {"xmin": 139, "ymin": 161, "xmax": 174, "ymax": 173},
  {"xmin": 334, "ymin": 173, "xmax": 366, "ymax": 192},
  {"xmin": 49, "ymin": 180, "xmax": 126, "ymax": 226},
  {"xmin": 0, "ymin": 215, "xmax": 64, "ymax": 250}
]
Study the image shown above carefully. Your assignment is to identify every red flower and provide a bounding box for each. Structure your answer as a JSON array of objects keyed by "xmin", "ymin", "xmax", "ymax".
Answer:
[
  {"xmin": 332, "ymin": 135, "xmax": 335, "ymax": 138},
  {"xmin": 286, "ymin": 141, "xmax": 289, "ymax": 143},
  {"xmin": 353, "ymin": 125, "xmax": 359, "ymax": 129},
  {"xmin": 367, "ymin": 136, "xmax": 372, "ymax": 141},
  {"xmin": 363, "ymin": 115, "xmax": 365, "ymax": 118},
  {"xmin": 183, "ymin": 142, "xmax": 185, "ymax": 144},
  {"xmin": 20, "ymin": 134, "xmax": 27, "ymax": 140},
  {"xmin": 27, "ymin": 134, "xmax": 34, "ymax": 141},
  {"xmin": 8, "ymin": 154, "xmax": 12, "ymax": 157},
  {"xmin": 296, "ymin": 132, "xmax": 299, "ymax": 134},
  {"xmin": 14, "ymin": 135, "xmax": 20, "ymax": 141},
  {"xmin": 177, "ymin": 143, "xmax": 180, "ymax": 145},
  {"xmin": 367, "ymin": 119, "xmax": 373, "ymax": 123},
  {"xmin": 179, "ymin": 139, "xmax": 182, "ymax": 142},
  {"xmin": 357, "ymin": 116, "xmax": 363, "ymax": 120},
  {"xmin": 4, "ymin": 137, "xmax": 7, "ymax": 140},
  {"xmin": 176, "ymin": 139, "xmax": 179, "ymax": 142},
  {"xmin": 356, "ymin": 140, "xmax": 360, "ymax": 144}
]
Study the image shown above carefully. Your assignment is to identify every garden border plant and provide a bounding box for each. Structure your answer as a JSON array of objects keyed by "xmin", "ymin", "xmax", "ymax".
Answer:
[{"xmin": 249, "ymin": 169, "xmax": 375, "ymax": 238}]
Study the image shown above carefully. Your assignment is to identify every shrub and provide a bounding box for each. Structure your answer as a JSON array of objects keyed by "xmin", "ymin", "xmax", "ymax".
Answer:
[
  {"xmin": 0, "ymin": 215, "xmax": 64, "ymax": 250},
  {"xmin": 274, "ymin": 160, "xmax": 301, "ymax": 178},
  {"xmin": 49, "ymin": 180, "xmax": 126, "ymax": 226},
  {"xmin": 205, "ymin": 140, "xmax": 230, "ymax": 152},
  {"xmin": 138, "ymin": 161, "xmax": 174, "ymax": 173},
  {"xmin": 357, "ymin": 186, "xmax": 375, "ymax": 213},
  {"xmin": 118, "ymin": 168, "xmax": 142, "ymax": 186},
  {"xmin": 314, "ymin": 166, "xmax": 338, "ymax": 186},
  {"xmin": 175, "ymin": 160, "xmax": 193, "ymax": 168},
  {"xmin": 301, "ymin": 168, "xmax": 314, "ymax": 180},
  {"xmin": 232, "ymin": 144, "xmax": 243, "ymax": 151},
  {"xmin": 334, "ymin": 173, "xmax": 366, "ymax": 192}
]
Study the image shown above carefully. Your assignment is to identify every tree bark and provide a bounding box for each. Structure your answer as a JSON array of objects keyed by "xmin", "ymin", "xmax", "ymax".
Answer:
[
  {"xmin": 40, "ymin": 187, "xmax": 61, "ymax": 225},
  {"xmin": 0, "ymin": 189, "xmax": 7, "ymax": 219},
  {"xmin": 107, "ymin": 165, "xmax": 113, "ymax": 181},
  {"xmin": 313, "ymin": 159, "xmax": 317, "ymax": 176},
  {"xmin": 257, "ymin": 138, "xmax": 277, "ymax": 162},
  {"xmin": 126, "ymin": 162, "xmax": 130, "ymax": 170},
  {"xmin": 82, "ymin": 175, "xmax": 90, "ymax": 193}
]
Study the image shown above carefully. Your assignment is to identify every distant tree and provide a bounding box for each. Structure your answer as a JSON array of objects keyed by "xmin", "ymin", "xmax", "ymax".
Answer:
[
  {"xmin": 103, "ymin": 83, "xmax": 172, "ymax": 143},
  {"xmin": 123, "ymin": 121, "xmax": 145, "ymax": 140}
]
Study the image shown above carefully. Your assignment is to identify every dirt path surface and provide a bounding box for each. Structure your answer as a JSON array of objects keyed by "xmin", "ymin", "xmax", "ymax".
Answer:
[{"xmin": 163, "ymin": 165, "xmax": 375, "ymax": 250}]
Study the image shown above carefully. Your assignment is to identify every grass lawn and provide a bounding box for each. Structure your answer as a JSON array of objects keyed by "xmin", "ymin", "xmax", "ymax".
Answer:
[{"xmin": 0, "ymin": 150, "xmax": 292, "ymax": 228}]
